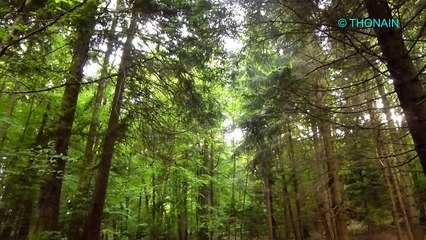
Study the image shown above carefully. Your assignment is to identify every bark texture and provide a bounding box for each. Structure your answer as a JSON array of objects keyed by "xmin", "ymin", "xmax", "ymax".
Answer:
[
  {"xmin": 318, "ymin": 121, "xmax": 350, "ymax": 240},
  {"xmin": 28, "ymin": 1, "xmax": 98, "ymax": 239},
  {"xmin": 67, "ymin": 1, "xmax": 121, "ymax": 238},
  {"xmin": 364, "ymin": 0, "xmax": 426, "ymax": 174},
  {"xmin": 312, "ymin": 123, "xmax": 334, "ymax": 240},
  {"xmin": 83, "ymin": 7, "xmax": 138, "ymax": 240}
]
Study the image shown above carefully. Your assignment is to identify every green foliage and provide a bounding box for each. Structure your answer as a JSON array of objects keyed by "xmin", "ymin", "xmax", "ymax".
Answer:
[
  {"xmin": 1, "ymin": 0, "xmax": 426, "ymax": 239},
  {"xmin": 41, "ymin": 231, "xmax": 65, "ymax": 240}
]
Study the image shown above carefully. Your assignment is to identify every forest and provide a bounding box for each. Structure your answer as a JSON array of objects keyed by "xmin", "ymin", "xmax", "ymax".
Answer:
[{"xmin": 0, "ymin": 0, "xmax": 425, "ymax": 239}]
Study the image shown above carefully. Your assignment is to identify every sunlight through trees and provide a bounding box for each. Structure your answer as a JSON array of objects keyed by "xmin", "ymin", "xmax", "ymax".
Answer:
[{"xmin": 0, "ymin": 0, "xmax": 425, "ymax": 239}]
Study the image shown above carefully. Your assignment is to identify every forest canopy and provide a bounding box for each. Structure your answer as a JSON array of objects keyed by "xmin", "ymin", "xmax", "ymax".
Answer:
[{"xmin": 0, "ymin": 0, "xmax": 425, "ymax": 240}]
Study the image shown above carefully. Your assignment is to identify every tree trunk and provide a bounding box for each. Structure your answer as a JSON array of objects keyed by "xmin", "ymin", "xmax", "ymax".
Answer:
[
  {"xmin": 318, "ymin": 121, "xmax": 350, "ymax": 240},
  {"xmin": 313, "ymin": 84, "xmax": 348, "ymax": 239},
  {"xmin": 264, "ymin": 177, "xmax": 278, "ymax": 240},
  {"xmin": 288, "ymin": 124, "xmax": 304, "ymax": 240},
  {"xmin": 152, "ymin": 175, "xmax": 156, "ymax": 225},
  {"xmin": 311, "ymin": 123, "xmax": 334, "ymax": 240},
  {"xmin": 136, "ymin": 191, "xmax": 142, "ymax": 239},
  {"xmin": 28, "ymin": 1, "xmax": 98, "ymax": 239},
  {"xmin": 388, "ymin": 160, "xmax": 415, "ymax": 240},
  {"xmin": 376, "ymin": 78, "xmax": 423, "ymax": 240},
  {"xmin": 365, "ymin": 83, "xmax": 405, "ymax": 240},
  {"xmin": 76, "ymin": 0, "xmax": 120, "ymax": 195},
  {"xmin": 373, "ymin": 129, "xmax": 409, "ymax": 240},
  {"xmin": 240, "ymin": 175, "xmax": 248, "ymax": 240},
  {"xmin": 382, "ymin": 160, "xmax": 404, "ymax": 240},
  {"xmin": 178, "ymin": 180, "xmax": 188, "ymax": 240},
  {"xmin": 198, "ymin": 141, "xmax": 211, "ymax": 240},
  {"xmin": 364, "ymin": 0, "xmax": 426, "ymax": 175},
  {"xmin": 227, "ymin": 134, "xmax": 237, "ymax": 240},
  {"xmin": 209, "ymin": 137, "xmax": 215, "ymax": 240},
  {"xmin": 374, "ymin": 131, "xmax": 406, "ymax": 240},
  {"xmin": 282, "ymin": 168, "xmax": 299, "ymax": 240},
  {"xmin": 34, "ymin": 100, "xmax": 52, "ymax": 148},
  {"xmin": 67, "ymin": 1, "xmax": 121, "ymax": 238},
  {"xmin": 18, "ymin": 96, "xmax": 36, "ymax": 143},
  {"xmin": 365, "ymin": 81, "xmax": 414, "ymax": 240},
  {"xmin": 83, "ymin": 6, "xmax": 138, "ymax": 240}
]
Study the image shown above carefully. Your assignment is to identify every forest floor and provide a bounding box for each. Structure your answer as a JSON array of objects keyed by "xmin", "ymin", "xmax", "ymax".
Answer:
[
  {"xmin": 354, "ymin": 228, "xmax": 407, "ymax": 240},
  {"xmin": 352, "ymin": 224, "xmax": 426, "ymax": 240}
]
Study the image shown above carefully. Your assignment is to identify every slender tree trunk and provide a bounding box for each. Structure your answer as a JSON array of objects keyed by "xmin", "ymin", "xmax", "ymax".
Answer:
[
  {"xmin": 178, "ymin": 180, "xmax": 188, "ymax": 240},
  {"xmin": 282, "ymin": 196, "xmax": 290, "ymax": 240},
  {"xmin": 389, "ymin": 160, "xmax": 415, "ymax": 240},
  {"xmin": 67, "ymin": 1, "xmax": 121, "ymax": 238},
  {"xmin": 76, "ymin": 0, "xmax": 121, "ymax": 195},
  {"xmin": 240, "ymin": 175, "xmax": 248, "ymax": 240},
  {"xmin": 136, "ymin": 191, "xmax": 142, "ymax": 239},
  {"xmin": 364, "ymin": 0, "xmax": 426, "ymax": 175},
  {"xmin": 209, "ymin": 140, "xmax": 215, "ymax": 240},
  {"xmin": 382, "ymin": 160, "xmax": 404, "ymax": 240},
  {"xmin": 398, "ymin": 166, "xmax": 422, "ymax": 240},
  {"xmin": 228, "ymin": 136, "xmax": 237, "ymax": 240},
  {"xmin": 152, "ymin": 175, "xmax": 156, "ymax": 223},
  {"xmin": 365, "ymin": 81, "xmax": 414, "ymax": 240},
  {"xmin": 375, "ymin": 129, "xmax": 408, "ymax": 240},
  {"xmin": 34, "ymin": 100, "xmax": 52, "ymax": 148},
  {"xmin": 373, "ymin": 129, "xmax": 407, "ymax": 240},
  {"xmin": 198, "ymin": 141, "xmax": 211, "ymax": 240},
  {"xmin": 376, "ymin": 78, "xmax": 423, "ymax": 240},
  {"xmin": 313, "ymin": 84, "xmax": 348, "ymax": 239},
  {"xmin": 83, "ymin": 6, "xmax": 138, "ymax": 240},
  {"xmin": 28, "ymin": 1, "xmax": 98, "ymax": 239},
  {"xmin": 150, "ymin": 174, "xmax": 160, "ymax": 237},
  {"xmin": 264, "ymin": 177, "xmax": 277, "ymax": 240},
  {"xmin": 19, "ymin": 96, "xmax": 36, "ymax": 143},
  {"xmin": 318, "ymin": 121, "xmax": 350, "ymax": 240},
  {"xmin": 365, "ymin": 84, "xmax": 404, "ymax": 240},
  {"xmin": 311, "ymin": 123, "xmax": 334, "ymax": 240},
  {"xmin": 282, "ymin": 170, "xmax": 299, "ymax": 240},
  {"xmin": 288, "ymin": 125, "xmax": 304, "ymax": 240},
  {"xmin": 360, "ymin": 168, "xmax": 372, "ymax": 236},
  {"xmin": 144, "ymin": 185, "xmax": 150, "ymax": 214}
]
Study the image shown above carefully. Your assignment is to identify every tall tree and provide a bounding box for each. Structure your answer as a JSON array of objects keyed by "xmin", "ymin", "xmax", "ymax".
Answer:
[
  {"xmin": 2, "ymin": 0, "xmax": 426, "ymax": 239},
  {"xmin": 67, "ymin": 1, "xmax": 122, "ymax": 238},
  {"xmin": 315, "ymin": 87, "xmax": 350, "ymax": 240},
  {"xmin": 83, "ymin": 3, "xmax": 138, "ymax": 239},
  {"xmin": 198, "ymin": 140, "xmax": 213, "ymax": 240},
  {"xmin": 375, "ymin": 77, "xmax": 423, "ymax": 239},
  {"xmin": 28, "ymin": 0, "xmax": 99, "ymax": 238},
  {"xmin": 363, "ymin": 0, "xmax": 426, "ymax": 174}
]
